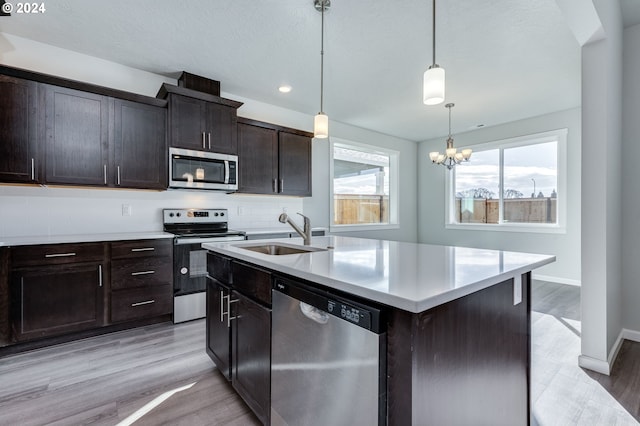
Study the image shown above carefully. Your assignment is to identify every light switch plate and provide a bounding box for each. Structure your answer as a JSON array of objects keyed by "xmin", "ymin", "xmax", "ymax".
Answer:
[{"xmin": 122, "ymin": 204, "xmax": 132, "ymax": 217}]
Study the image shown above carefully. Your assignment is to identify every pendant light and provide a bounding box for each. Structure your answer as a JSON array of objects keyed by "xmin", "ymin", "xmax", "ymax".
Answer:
[
  {"xmin": 314, "ymin": 0, "xmax": 330, "ymax": 138},
  {"xmin": 423, "ymin": 0, "xmax": 445, "ymax": 105},
  {"xmin": 429, "ymin": 103, "xmax": 472, "ymax": 170}
]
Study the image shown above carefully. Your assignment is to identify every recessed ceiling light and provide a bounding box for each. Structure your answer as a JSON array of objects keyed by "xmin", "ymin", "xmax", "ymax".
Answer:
[{"xmin": 278, "ymin": 85, "xmax": 292, "ymax": 93}]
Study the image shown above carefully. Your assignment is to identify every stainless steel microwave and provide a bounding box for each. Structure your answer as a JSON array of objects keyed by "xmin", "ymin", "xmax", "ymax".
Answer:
[{"xmin": 169, "ymin": 147, "xmax": 238, "ymax": 191}]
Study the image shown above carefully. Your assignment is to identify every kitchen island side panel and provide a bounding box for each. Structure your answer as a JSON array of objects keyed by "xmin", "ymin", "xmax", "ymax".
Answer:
[
  {"xmin": 388, "ymin": 273, "xmax": 531, "ymax": 425},
  {"xmin": 0, "ymin": 248, "xmax": 8, "ymax": 346}
]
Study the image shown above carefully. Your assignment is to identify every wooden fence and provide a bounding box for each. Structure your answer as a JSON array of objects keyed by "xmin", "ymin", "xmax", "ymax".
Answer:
[
  {"xmin": 455, "ymin": 198, "xmax": 557, "ymax": 224},
  {"xmin": 334, "ymin": 195, "xmax": 389, "ymax": 225}
]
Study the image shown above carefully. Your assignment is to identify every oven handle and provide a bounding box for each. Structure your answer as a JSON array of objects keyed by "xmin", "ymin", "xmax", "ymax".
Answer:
[{"xmin": 174, "ymin": 236, "xmax": 246, "ymax": 245}]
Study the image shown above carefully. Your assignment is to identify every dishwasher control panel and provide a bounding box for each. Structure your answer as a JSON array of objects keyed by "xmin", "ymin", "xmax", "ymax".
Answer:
[{"xmin": 327, "ymin": 299, "xmax": 371, "ymax": 329}]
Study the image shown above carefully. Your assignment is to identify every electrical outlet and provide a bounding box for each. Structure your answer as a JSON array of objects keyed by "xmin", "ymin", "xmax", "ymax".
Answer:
[
  {"xmin": 238, "ymin": 206, "xmax": 247, "ymax": 216},
  {"xmin": 122, "ymin": 204, "xmax": 132, "ymax": 217}
]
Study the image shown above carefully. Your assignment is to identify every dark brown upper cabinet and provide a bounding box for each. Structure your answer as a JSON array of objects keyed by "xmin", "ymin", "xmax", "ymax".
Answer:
[
  {"xmin": 237, "ymin": 118, "xmax": 312, "ymax": 196},
  {"xmin": 44, "ymin": 85, "xmax": 110, "ymax": 186},
  {"xmin": 158, "ymin": 84, "xmax": 242, "ymax": 155},
  {"xmin": 0, "ymin": 65, "xmax": 168, "ymax": 191},
  {"xmin": 0, "ymin": 75, "xmax": 40, "ymax": 183},
  {"xmin": 112, "ymin": 99, "xmax": 167, "ymax": 190}
]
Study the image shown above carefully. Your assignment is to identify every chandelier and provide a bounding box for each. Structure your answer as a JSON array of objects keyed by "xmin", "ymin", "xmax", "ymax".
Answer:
[{"xmin": 429, "ymin": 103, "xmax": 472, "ymax": 169}]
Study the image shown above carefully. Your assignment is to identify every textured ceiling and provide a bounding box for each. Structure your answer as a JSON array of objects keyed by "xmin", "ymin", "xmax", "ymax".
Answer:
[{"xmin": 0, "ymin": 0, "xmax": 583, "ymax": 142}]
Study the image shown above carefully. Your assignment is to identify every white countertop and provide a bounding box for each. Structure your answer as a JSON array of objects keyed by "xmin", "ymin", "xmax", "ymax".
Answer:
[
  {"xmin": 203, "ymin": 236, "xmax": 555, "ymax": 313},
  {"xmin": 0, "ymin": 232, "xmax": 175, "ymax": 247}
]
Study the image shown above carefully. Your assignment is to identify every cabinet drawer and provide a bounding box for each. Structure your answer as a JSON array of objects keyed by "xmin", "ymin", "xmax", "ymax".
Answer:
[
  {"xmin": 111, "ymin": 284, "xmax": 172, "ymax": 323},
  {"xmin": 111, "ymin": 257, "xmax": 173, "ymax": 290},
  {"xmin": 111, "ymin": 239, "xmax": 172, "ymax": 260},
  {"xmin": 207, "ymin": 252, "xmax": 232, "ymax": 284},
  {"xmin": 232, "ymin": 261, "xmax": 271, "ymax": 306},
  {"xmin": 11, "ymin": 242, "xmax": 106, "ymax": 267}
]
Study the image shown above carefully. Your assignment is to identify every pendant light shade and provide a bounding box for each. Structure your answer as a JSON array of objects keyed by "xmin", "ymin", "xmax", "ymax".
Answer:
[
  {"xmin": 423, "ymin": 65, "xmax": 445, "ymax": 105},
  {"xmin": 313, "ymin": 0, "xmax": 330, "ymax": 138},
  {"xmin": 314, "ymin": 112, "xmax": 329, "ymax": 138},
  {"xmin": 423, "ymin": 0, "xmax": 445, "ymax": 106}
]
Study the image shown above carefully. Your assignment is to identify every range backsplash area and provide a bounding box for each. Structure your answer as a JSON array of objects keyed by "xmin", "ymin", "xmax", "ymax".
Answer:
[{"xmin": 0, "ymin": 185, "xmax": 303, "ymax": 238}]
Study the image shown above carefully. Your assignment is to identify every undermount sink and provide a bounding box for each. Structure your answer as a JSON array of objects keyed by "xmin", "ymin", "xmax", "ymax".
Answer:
[{"xmin": 237, "ymin": 243, "xmax": 327, "ymax": 256}]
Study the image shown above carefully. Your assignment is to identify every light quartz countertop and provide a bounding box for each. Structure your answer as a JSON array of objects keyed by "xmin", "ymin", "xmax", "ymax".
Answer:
[
  {"xmin": 203, "ymin": 235, "xmax": 555, "ymax": 313},
  {"xmin": 0, "ymin": 232, "xmax": 175, "ymax": 247}
]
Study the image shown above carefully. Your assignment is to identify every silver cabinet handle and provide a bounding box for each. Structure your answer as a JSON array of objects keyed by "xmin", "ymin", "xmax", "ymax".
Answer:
[
  {"xmin": 31, "ymin": 158, "xmax": 35, "ymax": 181},
  {"xmin": 45, "ymin": 252, "xmax": 76, "ymax": 258},
  {"xmin": 117, "ymin": 166, "xmax": 121, "ymax": 185},
  {"xmin": 224, "ymin": 160, "xmax": 229, "ymax": 184},
  {"xmin": 202, "ymin": 132, "xmax": 206, "ymax": 149},
  {"xmin": 280, "ymin": 179, "xmax": 284, "ymax": 193},
  {"xmin": 220, "ymin": 290, "xmax": 225, "ymax": 323},
  {"xmin": 221, "ymin": 294, "xmax": 238, "ymax": 328},
  {"xmin": 208, "ymin": 132, "xmax": 211, "ymax": 150},
  {"xmin": 131, "ymin": 247, "xmax": 155, "ymax": 252},
  {"xmin": 273, "ymin": 179, "xmax": 277, "ymax": 193},
  {"xmin": 131, "ymin": 270, "xmax": 155, "ymax": 276},
  {"xmin": 132, "ymin": 300, "xmax": 155, "ymax": 307},
  {"xmin": 98, "ymin": 264, "xmax": 103, "ymax": 287},
  {"xmin": 103, "ymin": 165, "xmax": 107, "ymax": 184}
]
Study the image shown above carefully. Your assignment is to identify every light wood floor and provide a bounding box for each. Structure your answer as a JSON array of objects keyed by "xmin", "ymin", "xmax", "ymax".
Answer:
[{"xmin": 0, "ymin": 281, "xmax": 638, "ymax": 425}]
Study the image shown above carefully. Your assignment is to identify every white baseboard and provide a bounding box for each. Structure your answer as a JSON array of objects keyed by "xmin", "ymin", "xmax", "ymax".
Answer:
[
  {"xmin": 532, "ymin": 273, "xmax": 581, "ymax": 286},
  {"xmin": 578, "ymin": 354, "xmax": 611, "ymax": 375},
  {"xmin": 622, "ymin": 328, "xmax": 640, "ymax": 343},
  {"xmin": 578, "ymin": 328, "xmax": 640, "ymax": 375}
]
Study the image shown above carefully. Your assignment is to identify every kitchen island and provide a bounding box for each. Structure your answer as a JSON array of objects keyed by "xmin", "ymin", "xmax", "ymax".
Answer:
[{"xmin": 203, "ymin": 236, "xmax": 555, "ymax": 425}]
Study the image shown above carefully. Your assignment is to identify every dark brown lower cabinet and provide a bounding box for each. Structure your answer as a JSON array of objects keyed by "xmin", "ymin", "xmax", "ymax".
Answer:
[
  {"xmin": 11, "ymin": 262, "xmax": 104, "ymax": 342},
  {"xmin": 206, "ymin": 277, "xmax": 232, "ymax": 380},
  {"xmin": 232, "ymin": 290, "xmax": 271, "ymax": 425}
]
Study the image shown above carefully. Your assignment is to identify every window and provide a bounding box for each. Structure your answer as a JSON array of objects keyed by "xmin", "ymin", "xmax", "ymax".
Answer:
[
  {"xmin": 330, "ymin": 138, "xmax": 399, "ymax": 230},
  {"xmin": 447, "ymin": 129, "xmax": 567, "ymax": 232}
]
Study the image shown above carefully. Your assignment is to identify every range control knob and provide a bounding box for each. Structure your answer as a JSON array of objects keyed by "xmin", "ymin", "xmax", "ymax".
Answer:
[
  {"xmin": 220, "ymin": 212, "xmax": 225, "ymax": 216},
  {"xmin": 214, "ymin": 212, "xmax": 219, "ymax": 217},
  {"xmin": 169, "ymin": 213, "xmax": 174, "ymax": 217}
]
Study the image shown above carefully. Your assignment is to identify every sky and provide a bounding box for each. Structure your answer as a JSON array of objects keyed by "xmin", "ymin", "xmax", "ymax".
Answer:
[{"xmin": 455, "ymin": 141, "xmax": 557, "ymax": 198}]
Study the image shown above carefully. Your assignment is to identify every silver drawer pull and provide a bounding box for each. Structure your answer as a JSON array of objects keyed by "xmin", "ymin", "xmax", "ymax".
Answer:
[
  {"xmin": 131, "ymin": 247, "xmax": 155, "ymax": 252},
  {"xmin": 131, "ymin": 270, "xmax": 155, "ymax": 276},
  {"xmin": 45, "ymin": 252, "xmax": 76, "ymax": 258},
  {"xmin": 131, "ymin": 300, "xmax": 155, "ymax": 307}
]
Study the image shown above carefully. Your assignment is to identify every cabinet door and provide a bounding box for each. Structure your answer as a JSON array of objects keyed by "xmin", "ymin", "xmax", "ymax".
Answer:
[
  {"xmin": 206, "ymin": 278, "xmax": 232, "ymax": 380},
  {"xmin": 279, "ymin": 131, "xmax": 312, "ymax": 196},
  {"xmin": 237, "ymin": 122, "xmax": 278, "ymax": 194},
  {"xmin": 113, "ymin": 99, "xmax": 167, "ymax": 189},
  {"xmin": 44, "ymin": 85, "xmax": 109, "ymax": 186},
  {"xmin": 168, "ymin": 94, "xmax": 206, "ymax": 150},
  {"xmin": 11, "ymin": 262, "xmax": 104, "ymax": 342},
  {"xmin": 205, "ymin": 102, "xmax": 237, "ymax": 155},
  {"xmin": 0, "ymin": 76, "xmax": 39, "ymax": 183},
  {"xmin": 232, "ymin": 290, "xmax": 271, "ymax": 425}
]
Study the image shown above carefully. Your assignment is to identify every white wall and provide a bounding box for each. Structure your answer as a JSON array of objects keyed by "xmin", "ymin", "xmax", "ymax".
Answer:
[
  {"xmin": 0, "ymin": 33, "xmax": 418, "ymax": 241},
  {"xmin": 622, "ymin": 23, "xmax": 640, "ymax": 334},
  {"xmin": 579, "ymin": 0, "xmax": 624, "ymax": 373},
  {"xmin": 417, "ymin": 108, "xmax": 582, "ymax": 284}
]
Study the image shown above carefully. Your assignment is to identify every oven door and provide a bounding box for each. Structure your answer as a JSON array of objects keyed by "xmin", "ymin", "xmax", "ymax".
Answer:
[
  {"xmin": 173, "ymin": 236, "xmax": 245, "ymax": 296},
  {"xmin": 169, "ymin": 147, "xmax": 237, "ymax": 191},
  {"xmin": 173, "ymin": 236, "xmax": 245, "ymax": 323}
]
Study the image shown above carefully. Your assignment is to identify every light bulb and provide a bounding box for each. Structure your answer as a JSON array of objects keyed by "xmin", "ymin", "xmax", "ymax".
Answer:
[
  {"xmin": 446, "ymin": 147, "xmax": 457, "ymax": 158},
  {"xmin": 462, "ymin": 149, "xmax": 472, "ymax": 160},
  {"xmin": 429, "ymin": 151, "xmax": 440, "ymax": 162}
]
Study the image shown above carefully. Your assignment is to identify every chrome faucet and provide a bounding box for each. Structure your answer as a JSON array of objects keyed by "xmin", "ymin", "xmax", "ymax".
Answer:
[{"xmin": 279, "ymin": 212, "xmax": 311, "ymax": 245}]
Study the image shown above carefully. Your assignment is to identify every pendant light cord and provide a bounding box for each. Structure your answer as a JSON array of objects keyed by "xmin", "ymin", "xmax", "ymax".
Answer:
[
  {"xmin": 320, "ymin": 1, "xmax": 325, "ymax": 113},
  {"xmin": 432, "ymin": 0, "xmax": 436, "ymax": 66}
]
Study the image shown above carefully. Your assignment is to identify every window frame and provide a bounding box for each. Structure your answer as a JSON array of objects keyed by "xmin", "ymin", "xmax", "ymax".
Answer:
[
  {"xmin": 445, "ymin": 128, "xmax": 568, "ymax": 234},
  {"xmin": 329, "ymin": 137, "xmax": 400, "ymax": 232}
]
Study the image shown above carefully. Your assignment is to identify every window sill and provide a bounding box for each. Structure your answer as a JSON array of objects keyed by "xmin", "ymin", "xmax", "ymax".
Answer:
[
  {"xmin": 445, "ymin": 222, "xmax": 566, "ymax": 234},
  {"xmin": 330, "ymin": 223, "xmax": 400, "ymax": 233}
]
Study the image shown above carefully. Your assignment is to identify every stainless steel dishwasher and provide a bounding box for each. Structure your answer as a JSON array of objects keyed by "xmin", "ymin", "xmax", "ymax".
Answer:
[{"xmin": 271, "ymin": 276, "xmax": 386, "ymax": 426}]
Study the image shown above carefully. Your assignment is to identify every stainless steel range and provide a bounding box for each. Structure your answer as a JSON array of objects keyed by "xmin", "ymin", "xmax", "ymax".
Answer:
[{"xmin": 163, "ymin": 209, "xmax": 245, "ymax": 323}]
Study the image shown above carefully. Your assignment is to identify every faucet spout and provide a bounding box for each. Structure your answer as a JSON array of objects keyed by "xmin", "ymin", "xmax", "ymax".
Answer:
[{"xmin": 278, "ymin": 212, "xmax": 312, "ymax": 245}]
